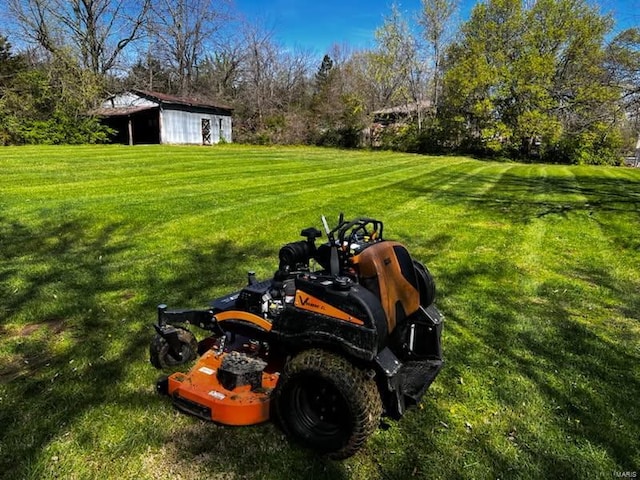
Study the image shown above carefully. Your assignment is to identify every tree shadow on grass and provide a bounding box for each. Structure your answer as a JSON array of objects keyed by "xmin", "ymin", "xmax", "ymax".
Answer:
[
  {"xmin": 376, "ymin": 168, "xmax": 640, "ymax": 478},
  {"xmin": 490, "ymin": 271, "xmax": 639, "ymax": 475},
  {"xmin": 155, "ymin": 420, "xmax": 348, "ymax": 480},
  {"xmin": 0, "ymin": 214, "xmax": 143, "ymax": 478},
  {"xmin": 0, "ymin": 213, "xmax": 352, "ymax": 480},
  {"xmin": 379, "ymin": 253, "xmax": 640, "ymax": 479},
  {"xmin": 399, "ymin": 166, "xmax": 640, "ymax": 226}
]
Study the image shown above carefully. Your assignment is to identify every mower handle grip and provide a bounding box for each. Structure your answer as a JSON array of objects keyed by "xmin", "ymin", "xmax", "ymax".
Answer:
[{"xmin": 333, "ymin": 217, "xmax": 383, "ymax": 243}]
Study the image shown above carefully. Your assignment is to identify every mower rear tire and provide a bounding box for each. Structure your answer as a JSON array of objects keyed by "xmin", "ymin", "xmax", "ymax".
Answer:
[
  {"xmin": 149, "ymin": 327, "xmax": 198, "ymax": 370},
  {"xmin": 414, "ymin": 260, "xmax": 436, "ymax": 307},
  {"xmin": 273, "ymin": 349, "xmax": 382, "ymax": 460}
]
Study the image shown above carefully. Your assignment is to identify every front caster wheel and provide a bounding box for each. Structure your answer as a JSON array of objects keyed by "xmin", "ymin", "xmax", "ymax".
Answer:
[
  {"xmin": 273, "ymin": 349, "xmax": 382, "ymax": 459},
  {"xmin": 149, "ymin": 327, "xmax": 198, "ymax": 370}
]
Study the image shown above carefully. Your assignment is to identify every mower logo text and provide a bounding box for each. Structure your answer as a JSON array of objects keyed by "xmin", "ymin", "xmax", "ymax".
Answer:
[
  {"xmin": 295, "ymin": 291, "xmax": 365, "ymax": 325},
  {"xmin": 298, "ymin": 294, "xmax": 324, "ymax": 310}
]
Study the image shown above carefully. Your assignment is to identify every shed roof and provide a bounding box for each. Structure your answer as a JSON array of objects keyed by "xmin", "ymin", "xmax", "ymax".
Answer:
[
  {"xmin": 373, "ymin": 100, "xmax": 432, "ymax": 116},
  {"xmin": 92, "ymin": 89, "xmax": 233, "ymax": 118},
  {"xmin": 133, "ymin": 89, "xmax": 232, "ymax": 112},
  {"xmin": 91, "ymin": 105, "xmax": 157, "ymax": 117}
]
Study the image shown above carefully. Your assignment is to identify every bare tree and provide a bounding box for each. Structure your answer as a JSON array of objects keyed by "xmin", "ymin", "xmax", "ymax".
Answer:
[
  {"xmin": 8, "ymin": 0, "xmax": 151, "ymax": 75},
  {"xmin": 418, "ymin": 0, "xmax": 458, "ymax": 115},
  {"xmin": 275, "ymin": 48, "xmax": 313, "ymax": 108},
  {"xmin": 196, "ymin": 41, "xmax": 245, "ymax": 101},
  {"xmin": 367, "ymin": 3, "xmax": 418, "ymax": 110},
  {"xmin": 236, "ymin": 23, "xmax": 278, "ymax": 131},
  {"xmin": 147, "ymin": 0, "xmax": 231, "ymax": 94}
]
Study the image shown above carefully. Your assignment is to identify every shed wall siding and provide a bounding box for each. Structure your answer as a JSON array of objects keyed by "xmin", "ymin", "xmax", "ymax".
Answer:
[{"xmin": 161, "ymin": 109, "xmax": 232, "ymax": 144}]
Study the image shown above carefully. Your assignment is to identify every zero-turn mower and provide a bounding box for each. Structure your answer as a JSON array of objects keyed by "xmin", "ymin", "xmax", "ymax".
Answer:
[{"xmin": 150, "ymin": 215, "xmax": 443, "ymax": 459}]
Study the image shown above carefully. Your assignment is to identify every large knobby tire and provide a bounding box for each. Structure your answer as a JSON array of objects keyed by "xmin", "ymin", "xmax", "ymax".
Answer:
[
  {"xmin": 273, "ymin": 349, "xmax": 382, "ymax": 460},
  {"xmin": 414, "ymin": 260, "xmax": 436, "ymax": 307},
  {"xmin": 149, "ymin": 327, "xmax": 198, "ymax": 370}
]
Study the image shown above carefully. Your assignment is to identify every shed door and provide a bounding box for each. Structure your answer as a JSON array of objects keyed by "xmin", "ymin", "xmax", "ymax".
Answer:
[{"xmin": 202, "ymin": 118, "xmax": 212, "ymax": 145}]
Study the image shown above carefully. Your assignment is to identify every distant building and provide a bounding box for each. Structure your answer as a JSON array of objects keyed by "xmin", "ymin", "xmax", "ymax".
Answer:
[
  {"xmin": 93, "ymin": 89, "xmax": 232, "ymax": 145},
  {"xmin": 368, "ymin": 100, "xmax": 432, "ymax": 147},
  {"xmin": 372, "ymin": 101, "xmax": 432, "ymax": 126}
]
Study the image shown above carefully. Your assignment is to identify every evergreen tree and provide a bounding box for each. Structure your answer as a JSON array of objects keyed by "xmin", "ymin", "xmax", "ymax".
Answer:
[
  {"xmin": 0, "ymin": 35, "xmax": 26, "ymax": 86},
  {"xmin": 315, "ymin": 54, "xmax": 334, "ymax": 87}
]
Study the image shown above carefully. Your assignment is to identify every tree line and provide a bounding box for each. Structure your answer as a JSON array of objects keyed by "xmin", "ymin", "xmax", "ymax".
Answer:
[{"xmin": 1, "ymin": 0, "xmax": 638, "ymax": 164}]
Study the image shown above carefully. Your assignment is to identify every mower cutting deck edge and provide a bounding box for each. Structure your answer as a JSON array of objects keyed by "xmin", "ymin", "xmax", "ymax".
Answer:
[{"xmin": 150, "ymin": 215, "xmax": 443, "ymax": 459}]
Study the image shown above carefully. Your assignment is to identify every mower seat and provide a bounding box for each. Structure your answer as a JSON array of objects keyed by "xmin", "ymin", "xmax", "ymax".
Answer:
[{"xmin": 352, "ymin": 241, "xmax": 420, "ymax": 333}]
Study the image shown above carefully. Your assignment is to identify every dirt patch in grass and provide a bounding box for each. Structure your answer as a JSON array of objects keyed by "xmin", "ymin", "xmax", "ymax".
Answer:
[
  {"xmin": 0, "ymin": 319, "xmax": 65, "ymax": 383},
  {"xmin": 141, "ymin": 423, "xmax": 240, "ymax": 480},
  {"xmin": 0, "ymin": 355, "xmax": 53, "ymax": 383},
  {"xmin": 0, "ymin": 358, "xmax": 27, "ymax": 383},
  {"xmin": 18, "ymin": 318, "xmax": 66, "ymax": 337}
]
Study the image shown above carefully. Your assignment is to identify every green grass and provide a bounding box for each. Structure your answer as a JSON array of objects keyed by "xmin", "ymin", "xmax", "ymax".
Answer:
[{"xmin": 0, "ymin": 144, "xmax": 639, "ymax": 479}]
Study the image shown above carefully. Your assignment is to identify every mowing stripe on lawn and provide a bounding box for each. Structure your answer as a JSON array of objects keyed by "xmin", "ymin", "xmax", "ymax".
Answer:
[{"xmin": 0, "ymin": 145, "xmax": 638, "ymax": 480}]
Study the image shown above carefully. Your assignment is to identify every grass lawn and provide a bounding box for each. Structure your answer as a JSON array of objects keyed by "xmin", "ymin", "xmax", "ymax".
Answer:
[{"xmin": 0, "ymin": 144, "xmax": 639, "ymax": 479}]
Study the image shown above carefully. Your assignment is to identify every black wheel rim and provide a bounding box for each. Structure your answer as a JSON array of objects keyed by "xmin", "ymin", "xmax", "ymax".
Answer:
[
  {"xmin": 164, "ymin": 343, "xmax": 192, "ymax": 365},
  {"xmin": 285, "ymin": 375, "xmax": 352, "ymax": 449}
]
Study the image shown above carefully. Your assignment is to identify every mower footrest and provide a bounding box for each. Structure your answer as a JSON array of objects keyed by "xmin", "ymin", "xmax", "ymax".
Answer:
[{"xmin": 399, "ymin": 359, "xmax": 443, "ymax": 404}]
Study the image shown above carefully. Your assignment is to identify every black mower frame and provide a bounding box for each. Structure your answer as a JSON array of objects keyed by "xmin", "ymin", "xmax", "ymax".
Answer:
[{"xmin": 150, "ymin": 215, "xmax": 444, "ymax": 456}]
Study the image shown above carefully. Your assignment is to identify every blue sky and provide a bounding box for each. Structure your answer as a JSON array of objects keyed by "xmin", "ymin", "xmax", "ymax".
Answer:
[{"xmin": 235, "ymin": 0, "xmax": 640, "ymax": 54}]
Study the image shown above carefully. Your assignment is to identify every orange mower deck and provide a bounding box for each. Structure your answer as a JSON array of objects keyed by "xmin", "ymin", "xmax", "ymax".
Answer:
[{"xmin": 167, "ymin": 350, "xmax": 279, "ymax": 426}]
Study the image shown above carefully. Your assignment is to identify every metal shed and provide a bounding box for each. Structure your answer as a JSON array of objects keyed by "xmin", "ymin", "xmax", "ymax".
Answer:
[{"xmin": 94, "ymin": 89, "xmax": 232, "ymax": 145}]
